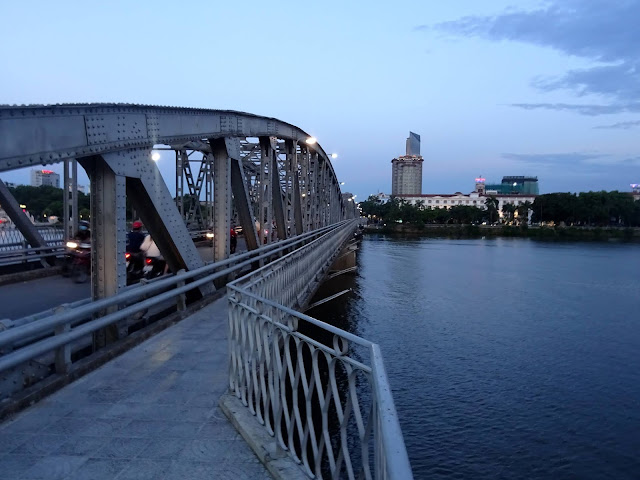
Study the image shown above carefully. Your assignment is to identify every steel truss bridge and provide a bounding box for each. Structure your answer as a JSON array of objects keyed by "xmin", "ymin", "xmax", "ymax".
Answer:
[{"xmin": 0, "ymin": 104, "xmax": 411, "ymax": 479}]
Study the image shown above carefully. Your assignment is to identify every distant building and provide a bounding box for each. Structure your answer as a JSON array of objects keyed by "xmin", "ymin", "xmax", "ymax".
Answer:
[
  {"xmin": 631, "ymin": 184, "xmax": 640, "ymax": 201},
  {"xmin": 373, "ymin": 192, "xmax": 390, "ymax": 204},
  {"xmin": 396, "ymin": 177, "xmax": 537, "ymax": 221},
  {"xmin": 391, "ymin": 132, "xmax": 423, "ymax": 196},
  {"xmin": 3, "ymin": 181, "xmax": 16, "ymax": 188},
  {"xmin": 30, "ymin": 169, "xmax": 60, "ymax": 188},
  {"xmin": 485, "ymin": 176, "xmax": 539, "ymax": 195}
]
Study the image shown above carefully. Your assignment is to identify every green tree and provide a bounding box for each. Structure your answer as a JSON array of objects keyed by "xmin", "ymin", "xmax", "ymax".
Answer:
[
  {"xmin": 501, "ymin": 202, "xmax": 516, "ymax": 223},
  {"xmin": 516, "ymin": 201, "xmax": 532, "ymax": 225},
  {"xmin": 485, "ymin": 196, "xmax": 499, "ymax": 224}
]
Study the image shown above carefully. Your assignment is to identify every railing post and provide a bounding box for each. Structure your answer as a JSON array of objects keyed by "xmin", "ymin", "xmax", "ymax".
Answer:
[
  {"xmin": 53, "ymin": 305, "xmax": 71, "ymax": 374},
  {"xmin": 176, "ymin": 269, "xmax": 187, "ymax": 312},
  {"xmin": 0, "ymin": 319, "xmax": 13, "ymax": 356}
]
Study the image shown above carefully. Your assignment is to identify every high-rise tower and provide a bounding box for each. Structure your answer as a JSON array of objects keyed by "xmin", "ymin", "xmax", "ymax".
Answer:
[{"xmin": 391, "ymin": 132, "xmax": 423, "ymax": 195}]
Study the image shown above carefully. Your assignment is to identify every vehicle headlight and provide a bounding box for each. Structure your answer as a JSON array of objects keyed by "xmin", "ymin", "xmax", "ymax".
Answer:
[{"xmin": 66, "ymin": 241, "xmax": 78, "ymax": 249}]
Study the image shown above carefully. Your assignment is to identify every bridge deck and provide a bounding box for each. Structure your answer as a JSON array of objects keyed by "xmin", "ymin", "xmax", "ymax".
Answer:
[{"xmin": 0, "ymin": 297, "xmax": 272, "ymax": 480}]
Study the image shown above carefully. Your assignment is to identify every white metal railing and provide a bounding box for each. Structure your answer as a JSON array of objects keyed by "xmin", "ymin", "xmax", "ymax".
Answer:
[
  {"xmin": 0, "ymin": 226, "xmax": 64, "ymax": 252},
  {"xmin": 227, "ymin": 222, "xmax": 413, "ymax": 479}
]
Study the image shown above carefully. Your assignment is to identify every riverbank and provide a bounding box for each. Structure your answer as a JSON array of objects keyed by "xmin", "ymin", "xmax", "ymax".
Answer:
[{"xmin": 364, "ymin": 223, "xmax": 640, "ymax": 241}]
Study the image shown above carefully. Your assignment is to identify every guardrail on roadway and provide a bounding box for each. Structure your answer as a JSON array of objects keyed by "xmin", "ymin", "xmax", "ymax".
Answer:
[
  {"xmin": 228, "ymin": 222, "xmax": 413, "ymax": 479},
  {"xmin": 0, "ymin": 228, "xmax": 216, "ymax": 269}
]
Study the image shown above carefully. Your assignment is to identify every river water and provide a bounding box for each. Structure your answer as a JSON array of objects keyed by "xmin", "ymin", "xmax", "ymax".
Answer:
[{"xmin": 311, "ymin": 235, "xmax": 640, "ymax": 479}]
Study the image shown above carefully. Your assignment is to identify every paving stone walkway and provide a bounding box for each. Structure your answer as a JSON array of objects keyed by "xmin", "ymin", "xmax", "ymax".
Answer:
[{"xmin": 0, "ymin": 297, "xmax": 272, "ymax": 480}]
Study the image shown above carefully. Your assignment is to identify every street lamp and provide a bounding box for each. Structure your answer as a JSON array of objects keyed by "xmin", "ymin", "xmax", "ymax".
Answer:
[
  {"xmin": 151, "ymin": 151, "xmax": 161, "ymax": 161},
  {"xmin": 305, "ymin": 137, "xmax": 317, "ymax": 145},
  {"xmin": 330, "ymin": 153, "xmax": 338, "ymax": 159}
]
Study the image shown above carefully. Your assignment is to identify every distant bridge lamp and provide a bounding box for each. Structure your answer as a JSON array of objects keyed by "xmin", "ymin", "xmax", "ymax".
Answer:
[
  {"xmin": 304, "ymin": 136, "xmax": 337, "ymax": 160},
  {"xmin": 151, "ymin": 151, "xmax": 161, "ymax": 162}
]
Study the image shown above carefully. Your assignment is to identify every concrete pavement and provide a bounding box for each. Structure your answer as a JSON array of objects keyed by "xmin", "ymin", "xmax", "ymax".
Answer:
[{"xmin": 0, "ymin": 297, "xmax": 272, "ymax": 480}]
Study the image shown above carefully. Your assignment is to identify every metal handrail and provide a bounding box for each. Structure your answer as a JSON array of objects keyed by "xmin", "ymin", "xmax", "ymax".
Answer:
[
  {"xmin": 0, "ymin": 245, "xmax": 66, "ymax": 266},
  {"xmin": 0, "ymin": 222, "xmax": 349, "ymax": 359}
]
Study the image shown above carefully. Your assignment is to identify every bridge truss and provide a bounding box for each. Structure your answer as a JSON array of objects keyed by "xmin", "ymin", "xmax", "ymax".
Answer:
[{"xmin": 0, "ymin": 104, "xmax": 356, "ymax": 300}]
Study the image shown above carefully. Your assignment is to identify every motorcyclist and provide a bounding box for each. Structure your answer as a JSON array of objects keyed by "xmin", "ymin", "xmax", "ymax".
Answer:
[
  {"xmin": 140, "ymin": 234, "xmax": 166, "ymax": 277},
  {"xmin": 62, "ymin": 220, "xmax": 91, "ymax": 277},
  {"xmin": 75, "ymin": 220, "xmax": 91, "ymax": 242},
  {"xmin": 230, "ymin": 227, "xmax": 237, "ymax": 254},
  {"xmin": 126, "ymin": 221, "xmax": 145, "ymax": 272}
]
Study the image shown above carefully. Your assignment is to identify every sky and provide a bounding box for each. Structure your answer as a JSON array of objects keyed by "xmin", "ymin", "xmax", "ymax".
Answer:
[{"xmin": 1, "ymin": 0, "xmax": 639, "ymax": 198}]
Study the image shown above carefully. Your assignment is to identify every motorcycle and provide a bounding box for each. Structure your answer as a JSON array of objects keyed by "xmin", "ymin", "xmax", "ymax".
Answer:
[
  {"xmin": 144, "ymin": 256, "xmax": 166, "ymax": 280},
  {"xmin": 66, "ymin": 241, "xmax": 91, "ymax": 283},
  {"xmin": 126, "ymin": 251, "xmax": 146, "ymax": 285}
]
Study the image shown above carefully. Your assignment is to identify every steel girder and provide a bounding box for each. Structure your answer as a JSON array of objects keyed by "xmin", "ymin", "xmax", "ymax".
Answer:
[
  {"xmin": 77, "ymin": 156, "xmax": 127, "ymax": 300},
  {"xmin": 0, "ymin": 105, "xmax": 338, "ymax": 181},
  {"xmin": 63, "ymin": 159, "xmax": 78, "ymax": 240},
  {"xmin": 209, "ymin": 138, "xmax": 231, "ymax": 262}
]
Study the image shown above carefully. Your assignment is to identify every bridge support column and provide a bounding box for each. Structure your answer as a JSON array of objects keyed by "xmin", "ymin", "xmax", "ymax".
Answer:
[
  {"xmin": 230, "ymin": 149, "xmax": 259, "ymax": 251},
  {"xmin": 63, "ymin": 158, "xmax": 78, "ymax": 241},
  {"xmin": 258, "ymin": 137, "xmax": 274, "ymax": 244},
  {"xmin": 271, "ymin": 140, "xmax": 287, "ymax": 241},
  {"xmin": 287, "ymin": 140, "xmax": 303, "ymax": 236},
  {"xmin": 299, "ymin": 146, "xmax": 311, "ymax": 232},
  {"xmin": 210, "ymin": 138, "xmax": 231, "ymax": 262},
  {"xmin": 79, "ymin": 155, "xmax": 127, "ymax": 346},
  {"xmin": 175, "ymin": 149, "xmax": 187, "ymax": 218}
]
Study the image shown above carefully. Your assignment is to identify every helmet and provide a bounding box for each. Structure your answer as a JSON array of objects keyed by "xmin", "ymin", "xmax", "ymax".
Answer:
[
  {"xmin": 132, "ymin": 221, "xmax": 142, "ymax": 230},
  {"xmin": 78, "ymin": 220, "xmax": 89, "ymax": 231}
]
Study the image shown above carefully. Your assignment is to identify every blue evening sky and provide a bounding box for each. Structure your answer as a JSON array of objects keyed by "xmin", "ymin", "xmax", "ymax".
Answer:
[{"xmin": 1, "ymin": 0, "xmax": 638, "ymax": 198}]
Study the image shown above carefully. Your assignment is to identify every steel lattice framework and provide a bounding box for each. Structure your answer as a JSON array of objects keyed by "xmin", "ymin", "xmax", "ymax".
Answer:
[{"xmin": 0, "ymin": 104, "xmax": 356, "ymax": 303}]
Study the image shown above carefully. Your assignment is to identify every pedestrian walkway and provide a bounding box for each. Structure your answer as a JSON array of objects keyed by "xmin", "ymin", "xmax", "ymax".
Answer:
[{"xmin": 0, "ymin": 297, "xmax": 272, "ymax": 480}]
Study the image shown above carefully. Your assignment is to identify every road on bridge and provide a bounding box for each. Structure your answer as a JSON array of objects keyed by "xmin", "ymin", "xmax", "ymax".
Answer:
[
  {"xmin": 0, "ymin": 238, "xmax": 249, "ymax": 320},
  {"xmin": 0, "ymin": 275, "xmax": 90, "ymax": 319}
]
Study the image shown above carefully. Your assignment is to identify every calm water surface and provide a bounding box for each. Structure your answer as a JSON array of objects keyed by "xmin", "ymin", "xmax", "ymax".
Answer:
[{"xmin": 312, "ymin": 235, "xmax": 640, "ymax": 479}]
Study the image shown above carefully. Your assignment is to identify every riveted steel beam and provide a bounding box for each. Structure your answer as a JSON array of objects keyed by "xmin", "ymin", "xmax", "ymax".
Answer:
[
  {"xmin": 78, "ymin": 155, "xmax": 127, "ymax": 301},
  {"xmin": 286, "ymin": 140, "xmax": 303, "ymax": 236},
  {"xmin": 209, "ymin": 138, "xmax": 231, "ymax": 262},
  {"xmin": 229, "ymin": 150, "xmax": 259, "ymax": 251},
  {"xmin": 271, "ymin": 141, "xmax": 287, "ymax": 241},
  {"xmin": 0, "ymin": 105, "xmax": 339, "ymax": 183},
  {"xmin": 258, "ymin": 137, "xmax": 273, "ymax": 244},
  {"xmin": 63, "ymin": 159, "xmax": 78, "ymax": 240}
]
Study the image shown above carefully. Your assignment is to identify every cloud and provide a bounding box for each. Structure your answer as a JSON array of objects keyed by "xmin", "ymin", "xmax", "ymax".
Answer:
[
  {"xmin": 428, "ymin": 1, "xmax": 640, "ymax": 114},
  {"xmin": 502, "ymin": 152, "xmax": 640, "ymax": 171},
  {"xmin": 594, "ymin": 120, "xmax": 640, "ymax": 129},
  {"xmin": 502, "ymin": 152, "xmax": 606, "ymax": 165},
  {"xmin": 509, "ymin": 102, "xmax": 640, "ymax": 116},
  {"xmin": 621, "ymin": 156, "xmax": 640, "ymax": 166}
]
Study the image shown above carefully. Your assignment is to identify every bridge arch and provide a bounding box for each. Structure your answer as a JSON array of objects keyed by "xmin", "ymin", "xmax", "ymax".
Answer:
[{"xmin": 0, "ymin": 104, "xmax": 355, "ymax": 300}]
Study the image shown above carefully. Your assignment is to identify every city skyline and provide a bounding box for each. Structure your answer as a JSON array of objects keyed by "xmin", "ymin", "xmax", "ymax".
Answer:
[{"xmin": 1, "ymin": 0, "xmax": 638, "ymax": 199}]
